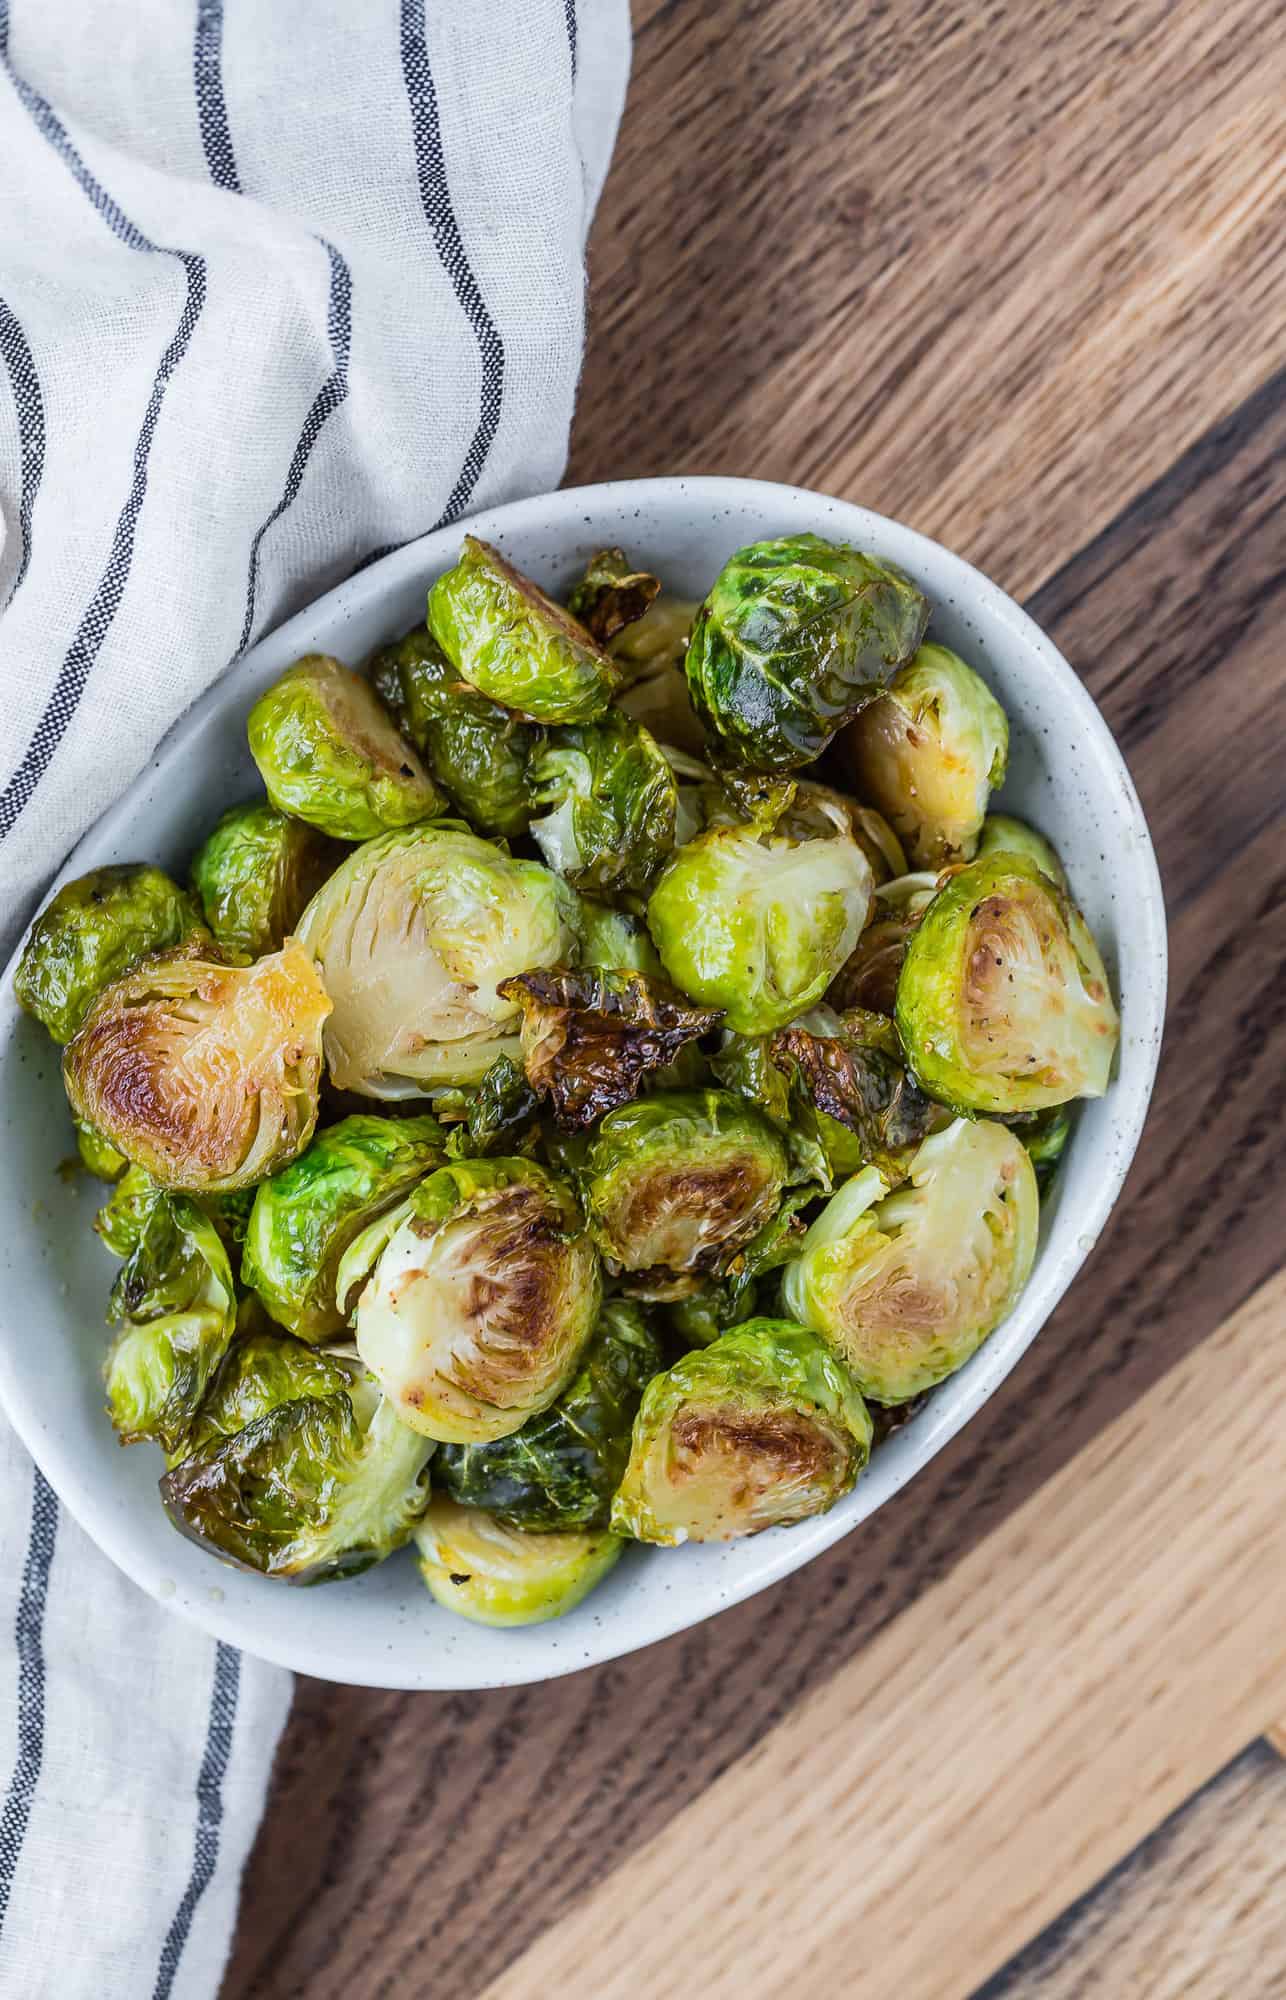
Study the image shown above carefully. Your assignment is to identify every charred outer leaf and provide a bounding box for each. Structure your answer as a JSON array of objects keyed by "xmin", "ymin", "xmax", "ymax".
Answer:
[{"xmin": 498, "ymin": 967, "xmax": 724, "ymax": 1129}]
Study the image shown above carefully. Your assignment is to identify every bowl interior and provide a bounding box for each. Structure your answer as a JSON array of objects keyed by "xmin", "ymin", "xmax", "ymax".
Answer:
[{"xmin": 0, "ymin": 478, "xmax": 1165, "ymax": 1688}]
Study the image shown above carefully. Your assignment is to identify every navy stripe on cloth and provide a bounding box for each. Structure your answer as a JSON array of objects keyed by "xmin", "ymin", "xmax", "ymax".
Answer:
[
  {"xmin": 193, "ymin": 0, "xmax": 241, "ymax": 194},
  {"xmin": 0, "ymin": 7, "xmax": 207, "ymax": 838},
  {"xmin": 152, "ymin": 1644, "xmax": 241, "ymax": 2000},
  {"xmin": 0, "ymin": 1470, "xmax": 58, "ymax": 1940},
  {"xmin": 400, "ymin": 0, "xmax": 506, "ymax": 528},
  {"xmin": 566, "ymin": 0, "xmax": 578, "ymax": 79},
  {"xmin": 0, "ymin": 295, "xmax": 45, "ymax": 610}
]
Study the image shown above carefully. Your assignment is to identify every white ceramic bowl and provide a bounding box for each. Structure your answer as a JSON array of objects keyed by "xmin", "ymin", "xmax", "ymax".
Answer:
[{"xmin": 0, "ymin": 478, "xmax": 1166, "ymax": 1688}]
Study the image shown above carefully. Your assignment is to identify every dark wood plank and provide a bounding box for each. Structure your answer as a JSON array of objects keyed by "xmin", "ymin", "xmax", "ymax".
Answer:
[
  {"xmin": 223, "ymin": 358, "xmax": 1286, "ymax": 2000},
  {"xmin": 974, "ymin": 1740, "xmax": 1286, "ymax": 1998}
]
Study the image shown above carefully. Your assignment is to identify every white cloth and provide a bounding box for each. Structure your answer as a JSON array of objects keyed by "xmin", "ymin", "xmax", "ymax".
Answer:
[{"xmin": 0, "ymin": 3, "xmax": 629, "ymax": 1993}]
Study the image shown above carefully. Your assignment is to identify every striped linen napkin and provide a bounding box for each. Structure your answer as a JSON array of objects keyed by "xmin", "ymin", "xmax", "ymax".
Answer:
[{"xmin": 0, "ymin": 3, "xmax": 629, "ymax": 1992}]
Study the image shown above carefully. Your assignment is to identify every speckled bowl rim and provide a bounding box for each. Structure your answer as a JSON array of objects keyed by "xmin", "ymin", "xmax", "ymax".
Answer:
[{"xmin": 0, "ymin": 478, "xmax": 1166, "ymax": 1688}]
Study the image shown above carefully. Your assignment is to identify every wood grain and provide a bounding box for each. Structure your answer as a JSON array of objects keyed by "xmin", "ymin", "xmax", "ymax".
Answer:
[
  {"xmin": 976, "ymin": 1741, "xmax": 1286, "ymax": 1998},
  {"xmin": 570, "ymin": 0, "xmax": 1286, "ymax": 604},
  {"xmin": 224, "ymin": 4, "xmax": 1286, "ymax": 1991},
  {"xmin": 479, "ymin": 1272, "xmax": 1286, "ymax": 2000}
]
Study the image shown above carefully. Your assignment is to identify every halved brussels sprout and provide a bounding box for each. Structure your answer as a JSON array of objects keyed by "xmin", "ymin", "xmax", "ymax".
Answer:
[
  {"xmin": 769, "ymin": 1008, "xmax": 939, "ymax": 1183},
  {"xmin": 611, "ymin": 595, "xmax": 708, "ymax": 758},
  {"xmin": 782, "ymin": 1118, "xmax": 1039, "ymax": 1402},
  {"xmin": 75, "ymin": 1118, "xmax": 127, "ymax": 1182},
  {"xmin": 582, "ymin": 1088, "xmax": 788, "ymax": 1294},
  {"xmin": 497, "ymin": 967, "xmax": 722, "ymax": 1129},
  {"xmin": 103, "ymin": 1193, "xmax": 237, "ymax": 1451},
  {"xmin": 414, "ymin": 1497, "xmax": 621, "ymax": 1626},
  {"xmin": 566, "ymin": 547, "xmax": 661, "ymax": 645},
  {"xmin": 296, "ymin": 824, "xmax": 579, "ymax": 1095},
  {"xmin": 610, "ymin": 1318, "xmax": 872, "ymax": 1544},
  {"xmin": 735, "ymin": 779, "xmax": 908, "ymax": 884},
  {"xmin": 576, "ymin": 901, "xmax": 665, "ymax": 977},
  {"xmin": 976, "ymin": 813, "xmax": 1068, "ymax": 890},
  {"xmin": 895, "ymin": 853, "xmax": 1119, "ymax": 1112},
  {"xmin": 247, "ymin": 653, "xmax": 443, "ymax": 839},
  {"xmin": 828, "ymin": 871, "xmax": 940, "ymax": 1016},
  {"xmin": 844, "ymin": 644, "xmax": 1009, "ymax": 866},
  {"xmin": 64, "ymin": 942, "xmax": 330, "ymax": 1191},
  {"xmin": 684, "ymin": 534, "xmax": 928, "ymax": 771},
  {"xmin": 190, "ymin": 802, "xmax": 338, "ymax": 961},
  {"xmin": 438, "ymin": 1299, "xmax": 663, "ymax": 1529},
  {"xmin": 343, "ymin": 1158, "xmax": 600, "ymax": 1443},
  {"xmin": 528, "ymin": 712, "xmax": 677, "ymax": 893},
  {"xmin": 241, "ymin": 1113, "xmax": 445, "ymax": 1339},
  {"xmin": 369, "ymin": 625, "xmax": 540, "ymax": 838},
  {"xmin": 667, "ymin": 1189, "xmax": 815, "ymax": 1345},
  {"xmin": 427, "ymin": 536, "xmax": 620, "ymax": 724},
  {"xmin": 15, "ymin": 864, "xmax": 204, "ymax": 1044},
  {"xmin": 160, "ymin": 1355, "xmax": 433, "ymax": 1582},
  {"xmin": 646, "ymin": 806, "xmax": 874, "ymax": 1034}
]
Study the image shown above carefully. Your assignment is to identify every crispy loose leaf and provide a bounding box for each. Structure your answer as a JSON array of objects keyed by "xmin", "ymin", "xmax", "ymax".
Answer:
[
  {"xmin": 769, "ymin": 1010, "xmax": 939, "ymax": 1181},
  {"xmin": 498, "ymin": 967, "xmax": 724, "ymax": 1129},
  {"xmin": 566, "ymin": 547, "xmax": 662, "ymax": 645}
]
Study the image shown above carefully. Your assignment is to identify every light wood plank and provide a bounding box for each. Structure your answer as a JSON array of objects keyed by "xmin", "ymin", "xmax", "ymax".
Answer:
[{"xmin": 480, "ymin": 1271, "xmax": 1286, "ymax": 2000}]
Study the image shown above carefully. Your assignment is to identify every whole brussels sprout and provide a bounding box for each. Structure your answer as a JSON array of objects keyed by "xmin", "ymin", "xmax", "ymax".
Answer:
[
  {"xmin": 497, "ymin": 966, "xmax": 722, "ymax": 1129},
  {"xmin": 844, "ymin": 644, "xmax": 1009, "ymax": 866},
  {"xmin": 64, "ymin": 942, "xmax": 330, "ymax": 1192},
  {"xmin": 342, "ymin": 1157, "xmax": 600, "ymax": 1443},
  {"xmin": 575, "ymin": 901, "xmax": 665, "ymax": 977},
  {"xmin": 438, "ymin": 1298, "xmax": 663, "ymax": 1529},
  {"xmin": 427, "ymin": 536, "xmax": 620, "ymax": 724},
  {"xmin": 178, "ymin": 1329, "xmax": 356, "ymax": 1462},
  {"xmin": 566, "ymin": 547, "xmax": 661, "ymax": 645},
  {"xmin": 161, "ymin": 1351, "xmax": 433, "ymax": 1582},
  {"xmin": 241, "ymin": 1113, "xmax": 445, "ymax": 1339},
  {"xmin": 15, "ymin": 864, "xmax": 204, "ymax": 1044},
  {"xmin": 611, "ymin": 1317, "xmax": 872, "ymax": 1544},
  {"xmin": 528, "ymin": 711, "xmax": 678, "ymax": 894},
  {"xmin": 975, "ymin": 813, "xmax": 1068, "ymax": 891},
  {"xmin": 646, "ymin": 804, "xmax": 874, "ymax": 1034},
  {"xmin": 103, "ymin": 1192, "xmax": 237, "ymax": 1452},
  {"xmin": 827, "ymin": 871, "xmax": 940, "ymax": 1016},
  {"xmin": 75, "ymin": 1118, "xmax": 127, "ymax": 1182},
  {"xmin": 295, "ymin": 824, "xmax": 579, "ymax": 1095},
  {"xmin": 895, "ymin": 853, "xmax": 1119, "ymax": 1112},
  {"xmin": 582, "ymin": 1088, "xmax": 789, "ymax": 1294},
  {"xmin": 782, "ymin": 1118, "xmax": 1039, "ymax": 1402},
  {"xmin": 190, "ymin": 802, "xmax": 338, "ymax": 961},
  {"xmin": 247, "ymin": 653, "xmax": 443, "ymax": 839},
  {"xmin": 369, "ymin": 625, "xmax": 540, "ymax": 838},
  {"xmin": 414, "ymin": 1497, "xmax": 621, "ymax": 1626},
  {"xmin": 684, "ymin": 534, "xmax": 928, "ymax": 771}
]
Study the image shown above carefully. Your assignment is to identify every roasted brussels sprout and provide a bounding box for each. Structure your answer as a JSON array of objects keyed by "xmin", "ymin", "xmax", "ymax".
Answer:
[
  {"xmin": 342, "ymin": 1157, "xmax": 600, "ymax": 1443},
  {"xmin": 667, "ymin": 1190, "xmax": 814, "ymax": 1345},
  {"xmin": 769, "ymin": 1008, "xmax": 939, "ymax": 1183},
  {"xmin": 64, "ymin": 942, "xmax": 330, "ymax": 1191},
  {"xmin": 612, "ymin": 595, "xmax": 708, "ymax": 758},
  {"xmin": 497, "ymin": 967, "xmax": 722, "ymax": 1129},
  {"xmin": 438, "ymin": 1298, "xmax": 663, "ymax": 1529},
  {"xmin": 427, "ymin": 536, "xmax": 620, "ymax": 724},
  {"xmin": 444, "ymin": 1056, "xmax": 540, "ymax": 1159},
  {"xmin": 247, "ymin": 653, "xmax": 443, "ymax": 839},
  {"xmin": 844, "ymin": 644, "xmax": 1008, "ymax": 866},
  {"xmin": 178, "ymin": 1329, "xmax": 356, "ymax": 1461},
  {"xmin": 611, "ymin": 1318, "xmax": 872, "ymax": 1544},
  {"xmin": 103, "ymin": 1192, "xmax": 237, "ymax": 1451},
  {"xmin": 782, "ymin": 1118, "xmax": 1039, "ymax": 1402},
  {"xmin": 95, "ymin": 1161, "xmax": 163, "ymax": 1258},
  {"xmin": 368, "ymin": 625, "xmax": 540, "ymax": 838},
  {"xmin": 190, "ymin": 802, "xmax": 338, "ymax": 961},
  {"xmin": 895, "ymin": 853, "xmax": 1119, "ymax": 1112},
  {"xmin": 646, "ymin": 803, "xmax": 874, "ymax": 1034},
  {"xmin": 976, "ymin": 813, "xmax": 1068, "ymax": 890},
  {"xmin": 575, "ymin": 901, "xmax": 665, "ymax": 977},
  {"xmin": 241, "ymin": 1113, "xmax": 445, "ymax": 1339},
  {"xmin": 1005, "ymin": 1103, "xmax": 1073, "ymax": 1190},
  {"xmin": 828, "ymin": 871, "xmax": 939, "ymax": 1015},
  {"xmin": 684, "ymin": 534, "xmax": 928, "ymax": 771},
  {"xmin": 161, "ymin": 1351, "xmax": 433, "ymax": 1582},
  {"xmin": 566, "ymin": 547, "xmax": 661, "ymax": 645},
  {"xmin": 75, "ymin": 1118, "xmax": 127, "ymax": 1182},
  {"xmin": 414, "ymin": 1497, "xmax": 621, "ymax": 1625},
  {"xmin": 296, "ymin": 824, "xmax": 579, "ymax": 1094},
  {"xmin": 582, "ymin": 1089, "xmax": 788, "ymax": 1294},
  {"xmin": 15, "ymin": 864, "xmax": 204, "ymax": 1044},
  {"xmin": 528, "ymin": 712, "xmax": 678, "ymax": 893}
]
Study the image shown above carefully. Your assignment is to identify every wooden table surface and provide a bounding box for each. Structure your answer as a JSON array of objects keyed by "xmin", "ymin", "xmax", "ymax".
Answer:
[{"xmin": 225, "ymin": 3, "xmax": 1286, "ymax": 1994}]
